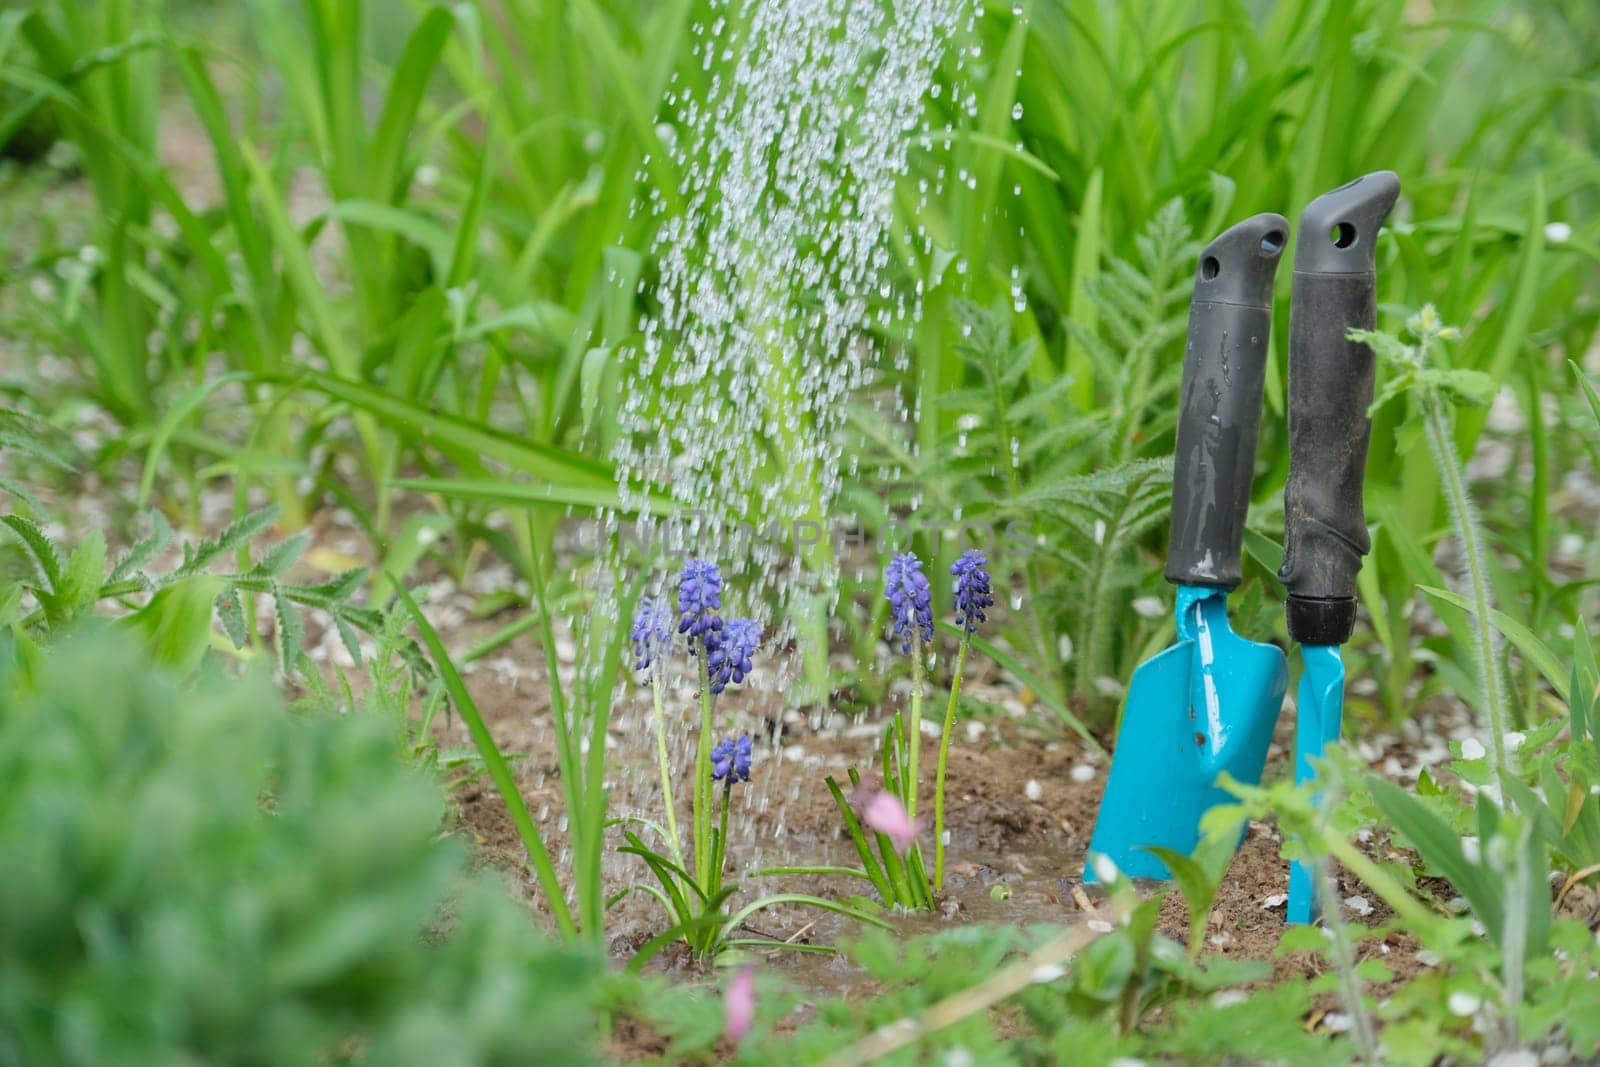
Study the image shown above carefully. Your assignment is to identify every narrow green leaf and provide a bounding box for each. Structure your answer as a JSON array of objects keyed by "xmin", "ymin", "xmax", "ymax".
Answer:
[
  {"xmin": 369, "ymin": 6, "xmax": 454, "ymax": 202},
  {"xmin": 392, "ymin": 580, "xmax": 576, "ymax": 940},
  {"xmin": 1418, "ymin": 585, "xmax": 1569, "ymax": 703}
]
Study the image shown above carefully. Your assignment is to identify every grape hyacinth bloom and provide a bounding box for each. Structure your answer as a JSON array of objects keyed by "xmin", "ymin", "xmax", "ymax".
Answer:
[
  {"xmin": 884, "ymin": 552, "xmax": 934, "ymax": 653},
  {"xmin": 711, "ymin": 734, "xmax": 753, "ymax": 784},
  {"xmin": 950, "ymin": 550, "xmax": 994, "ymax": 635},
  {"xmin": 677, "ymin": 558, "xmax": 724, "ymax": 643},
  {"xmin": 707, "ymin": 617, "xmax": 761, "ymax": 694},
  {"xmin": 630, "ymin": 596, "xmax": 675, "ymax": 671}
]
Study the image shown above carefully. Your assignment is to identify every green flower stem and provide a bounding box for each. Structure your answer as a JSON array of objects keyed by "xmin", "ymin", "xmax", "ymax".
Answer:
[
  {"xmin": 712, "ymin": 778, "xmax": 733, "ymax": 898},
  {"xmin": 693, "ymin": 646, "xmax": 715, "ymax": 888},
  {"xmin": 650, "ymin": 671, "xmax": 685, "ymax": 871},
  {"xmin": 1424, "ymin": 400, "xmax": 1511, "ymax": 793},
  {"xmin": 934, "ymin": 637, "xmax": 970, "ymax": 888},
  {"xmin": 907, "ymin": 634, "xmax": 925, "ymax": 819}
]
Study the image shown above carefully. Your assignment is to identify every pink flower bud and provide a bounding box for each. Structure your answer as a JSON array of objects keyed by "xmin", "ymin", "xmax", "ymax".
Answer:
[
  {"xmin": 724, "ymin": 965, "xmax": 757, "ymax": 1044},
  {"xmin": 858, "ymin": 788, "xmax": 925, "ymax": 853}
]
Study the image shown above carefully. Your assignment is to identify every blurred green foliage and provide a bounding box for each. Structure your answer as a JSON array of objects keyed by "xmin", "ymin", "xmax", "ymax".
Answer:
[{"xmin": 0, "ymin": 627, "xmax": 599, "ymax": 1065}]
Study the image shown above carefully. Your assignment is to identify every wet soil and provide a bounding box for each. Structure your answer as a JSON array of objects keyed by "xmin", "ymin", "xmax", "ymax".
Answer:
[{"xmin": 432, "ymin": 611, "xmax": 1441, "ymax": 1059}]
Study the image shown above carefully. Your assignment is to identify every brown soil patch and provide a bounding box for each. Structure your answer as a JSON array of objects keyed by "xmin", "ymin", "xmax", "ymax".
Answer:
[{"xmin": 427, "ymin": 614, "xmax": 1438, "ymax": 1061}]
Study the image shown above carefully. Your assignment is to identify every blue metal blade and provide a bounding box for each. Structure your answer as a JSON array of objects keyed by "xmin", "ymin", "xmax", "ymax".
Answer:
[
  {"xmin": 1086, "ymin": 587, "xmax": 1287, "ymax": 882},
  {"xmin": 1287, "ymin": 644, "xmax": 1345, "ymax": 925}
]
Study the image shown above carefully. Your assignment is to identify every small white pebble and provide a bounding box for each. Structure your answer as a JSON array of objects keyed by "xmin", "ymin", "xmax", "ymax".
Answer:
[
  {"xmin": 1209, "ymin": 932, "xmax": 1233, "ymax": 947},
  {"xmin": 1505, "ymin": 731, "xmax": 1525, "ymax": 752},
  {"xmin": 1092, "ymin": 854, "xmax": 1121, "ymax": 885},
  {"xmin": 1461, "ymin": 837, "xmax": 1481, "ymax": 864},
  {"xmin": 1108, "ymin": 1060, "xmax": 1149, "ymax": 1067},
  {"xmin": 1261, "ymin": 894, "xmax": 1287, "ymax": 909},
  {"xmin": 1448, "ymin": 991, "xmax": 1481, "ymax": 1017},
  {"xmin": 944, "ymin": 1049, "xmax": 975, "ymax": 1067},
  {"xmin": 1321, "ymin": 1012, "xmax": 1353, "ymax": 1033},
  {"xmin": 1344, "ymin": 895, "xmax": 1373, "ymax": 916},
  {"xmin": 1461, "ymin": 737, "xmax": 1486, "ymax": 760},
  {"xmin": 1088, "ymin": 919, "xmax": 1113, "ymax": 933},
  {"xmin": 1416, "ymin": 949, "xmax": 1441, "ymax": 967},
  {"xmin": 1131, "ymin": 596, "xmax": 1165, "ymax": 619},
  {"xmin": 964, "ymin": 721, "xmax": 985, "ymax": 743},
  {"xmin": 1210, "ymin": 990, "xmax": 1247, "ymax": 1008},
  {"xmin": 1024, "ymin": 779, "xmax": 1043, "ymax": 801},
  {"xmin": 1544, "ymin": 221, "xmax": 1572, "ymax": 243},
  {"xmin": 1030, "ymin": 963, "xmax": 1066, "ymax": 984},
  {"xmin": 1488, "ymin": 1052, "xmax": 1540, "ymax": 1067},
  {"xmin": 1070, "ymin": 764, "xmax": 1096, "ymax": 783}
]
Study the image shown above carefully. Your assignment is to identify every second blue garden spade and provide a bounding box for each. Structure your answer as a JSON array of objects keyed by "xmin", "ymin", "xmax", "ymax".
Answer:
[
  {"xmin": 1086, "ymin": 214, "xmax": 1290, "ymax": 882},
  {"xmin": 1282, "ymin": 172, "xmax": 1401, "ymax": 924}
]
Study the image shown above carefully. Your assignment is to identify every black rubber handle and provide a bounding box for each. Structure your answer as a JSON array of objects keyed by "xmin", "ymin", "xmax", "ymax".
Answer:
[
  {"xmin": 1165, "ymin": 213, "xmax": 1289, "ymax": 590},
  {"xmin": 1280, "ymin": 171, "xmax": 1401, "ymax": 645}
]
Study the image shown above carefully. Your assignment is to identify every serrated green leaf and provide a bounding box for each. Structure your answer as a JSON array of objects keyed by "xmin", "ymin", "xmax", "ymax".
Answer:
[
  {"xmin": 55, "ymin": 530, "xmax": 106, "ymax": 626},
  {"xmin": 336, "ymin": 617, "xmax": 363, "ymax": 667},
  {"xmin": 250, "ymin": 533, "xmax": 309, "ymax": 580},
  {"xmin": 0, "ymin": 474, "xmax": 49, "ymax": 516},
  {"xmin": 215, "ymin": 586, "xmax": 246, "ymax": 649},
  {"xmin": 274, "ymin": 588, "xmax": 303, "ymax": 675},
  {"xmin": 183, "ymin": 507, "xmax": 280, "ymax": 576},
  {"xmin": 1, "ymin": 514, "xmax": 63, "ymax": 592},
  {"xmin": 111, "ymin": 513, "xmax": 172, "ymax": 583}
]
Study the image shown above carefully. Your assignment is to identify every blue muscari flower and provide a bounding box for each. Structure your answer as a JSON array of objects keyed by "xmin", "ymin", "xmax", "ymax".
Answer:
[
  {"xmin": 884, "ymin": 552, "xmax": 934, "ymax": 654},
  {"xmin": 707, "ymin": 616, "xmax": 761, "ymax": 694},
  {"xmin": 630, "ymin": 596, "xmax": 675, "ymax": 671},
  {"xmin": 950, "ymin": 550, "xmax": 993, "ymax": 636},
  {"xmin": 677, "ymin": 558, "xmax": 724, "ymax": 644},
  {"xmin": 711, "ymin": 734, "xmax": 753, "ymax": 783}
]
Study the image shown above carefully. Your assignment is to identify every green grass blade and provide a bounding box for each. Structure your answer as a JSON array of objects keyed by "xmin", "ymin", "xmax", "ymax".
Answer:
[{"xmin": 392, "ymin": 581, "xmax": 576, "ymax": 939}]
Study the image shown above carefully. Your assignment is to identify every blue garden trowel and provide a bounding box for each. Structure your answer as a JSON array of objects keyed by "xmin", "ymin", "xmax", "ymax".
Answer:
[
  {"xmin": 1282, "ymin": 172, "xmax": 1400, "ymax": 924},
  {"xmin": 1086, "ymin": 214, "xmax": 1291, "ymax": 882}
]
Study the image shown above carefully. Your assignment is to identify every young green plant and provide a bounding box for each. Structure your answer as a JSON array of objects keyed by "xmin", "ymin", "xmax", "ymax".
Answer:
[
  {"xmin": 1353, "ymin": 307, "xmax": 1511, "ymax": 792},
  {"xmin": 797, "ymin": 550, "xmax": 991, "ymax": 908},
  {"xmin": 623, "ymin": 559, "xmax": 887, "ymax": 961}
]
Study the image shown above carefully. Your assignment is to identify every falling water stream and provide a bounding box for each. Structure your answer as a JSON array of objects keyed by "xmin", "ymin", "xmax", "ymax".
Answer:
[{"xmin": 551, "ymin": 0, "xmax": 992, "ymax": 898}]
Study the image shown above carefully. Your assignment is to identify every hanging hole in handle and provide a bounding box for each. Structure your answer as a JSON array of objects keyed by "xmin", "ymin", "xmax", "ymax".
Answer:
[
  {"xmin": 1259, "ymin": 230, "xmax": 1285, "ymax": 255},
  {"xmin": 1330, "ymin": 222, "xmax": 1356, "ymax": 248},
  {"xmin": 1201, "ymin": 256, "xmax": 1220, "ymax": 280}
]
